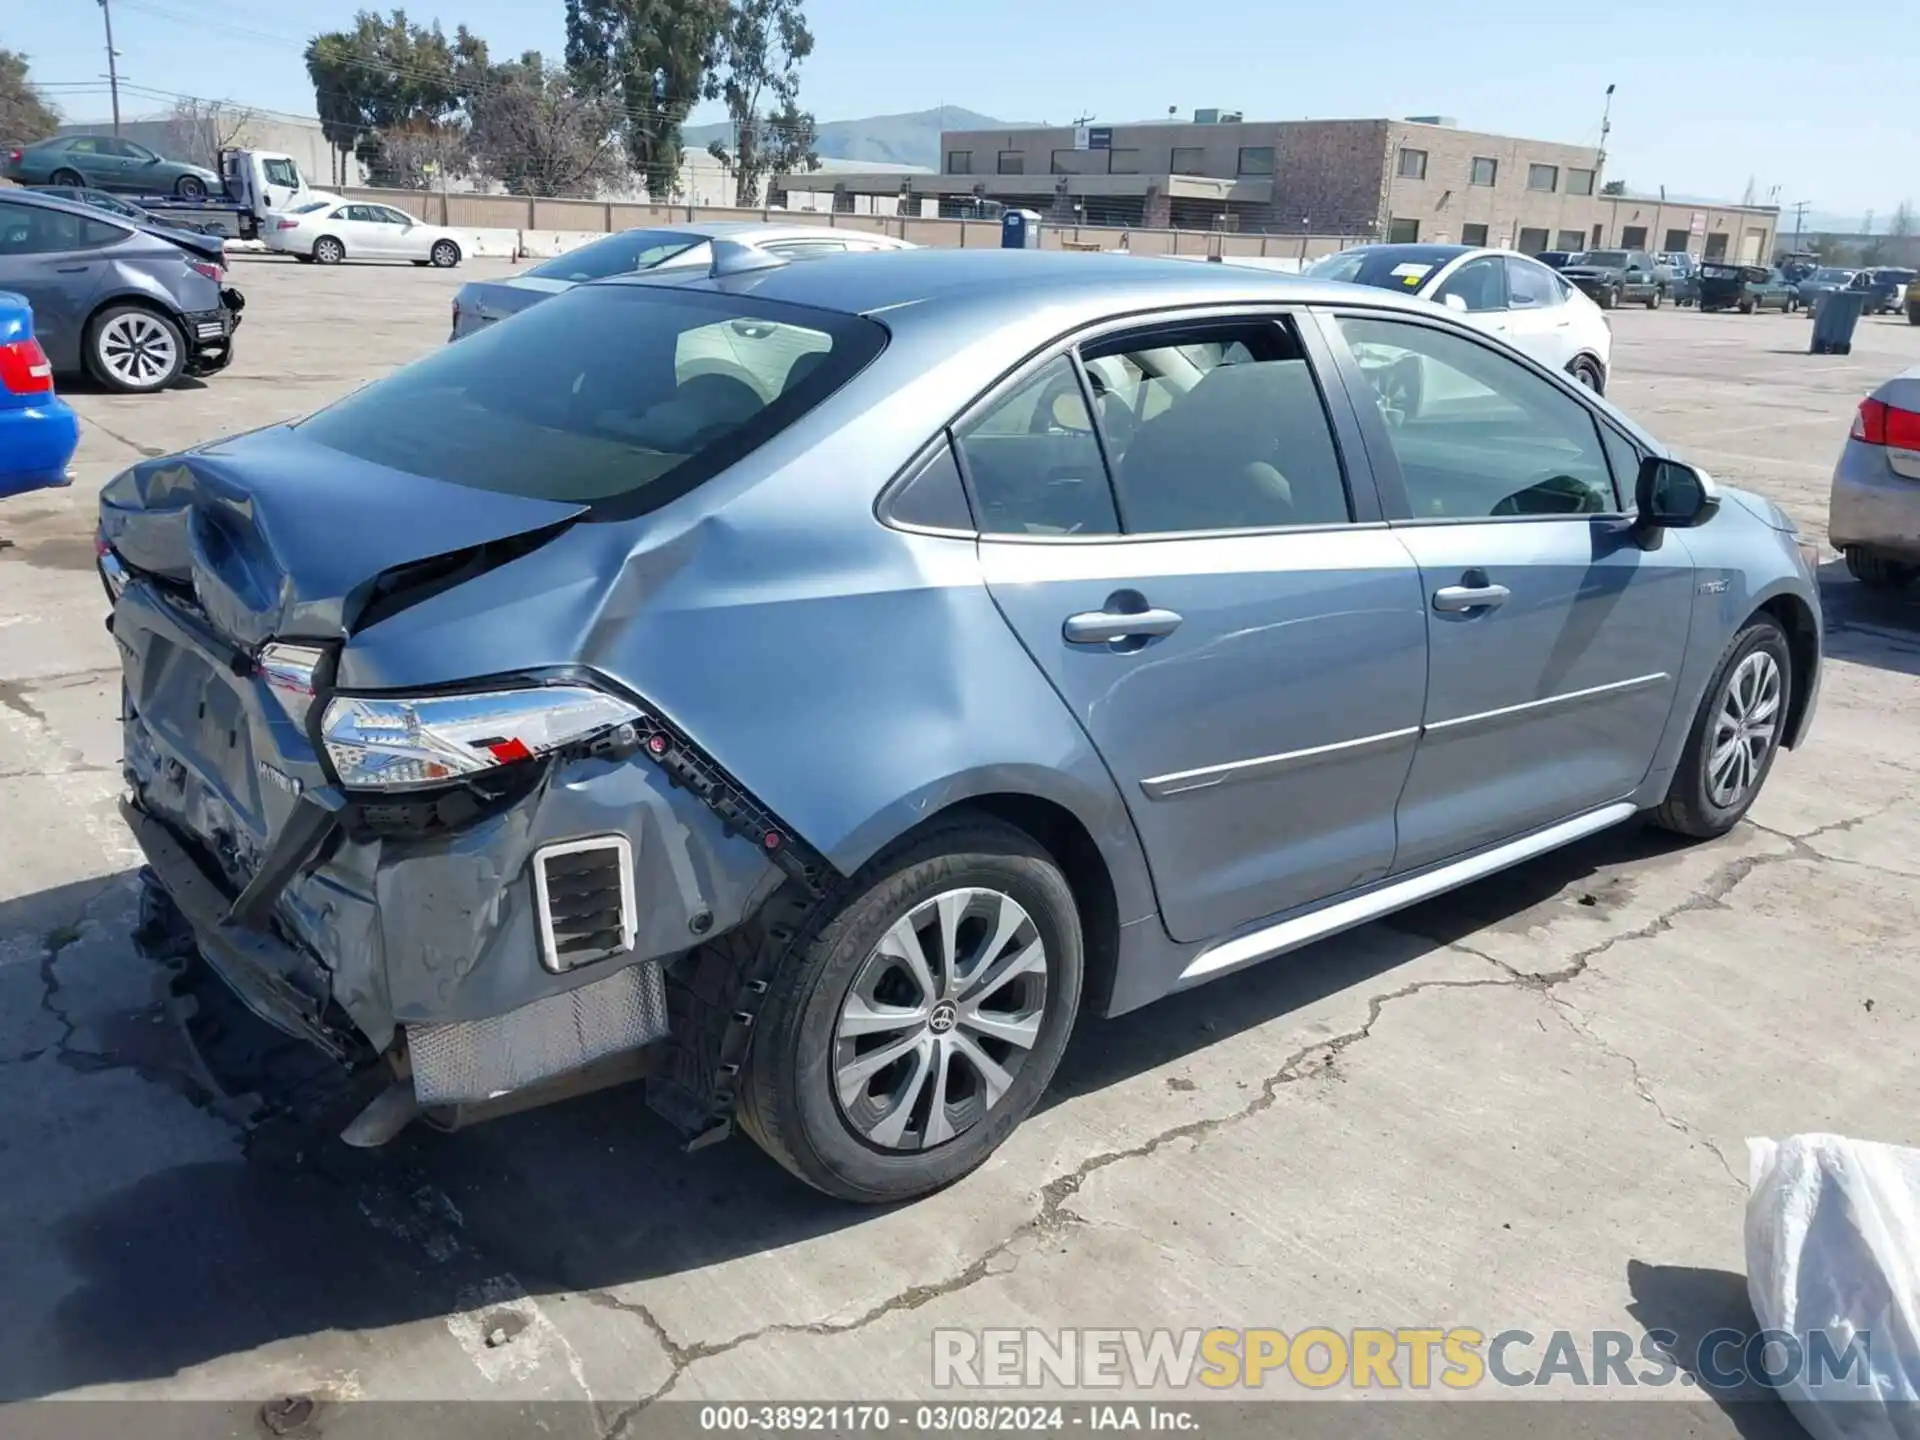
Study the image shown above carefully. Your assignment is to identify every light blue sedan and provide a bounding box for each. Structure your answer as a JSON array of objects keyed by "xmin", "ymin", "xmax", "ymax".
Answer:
[{"xmin": 102, "ymin": 250, "xmax": 1823, "ymax": 1201}]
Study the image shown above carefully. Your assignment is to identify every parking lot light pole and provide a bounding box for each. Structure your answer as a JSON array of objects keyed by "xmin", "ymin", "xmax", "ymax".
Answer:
[{"xmin": 98, "ymin": 0, "xmax": 122, "ymax": 135}]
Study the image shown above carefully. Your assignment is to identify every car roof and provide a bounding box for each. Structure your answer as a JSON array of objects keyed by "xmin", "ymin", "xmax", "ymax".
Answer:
[
  {"xmin": 608, "ymin": 246, "xmax": 1437, "ymax": 336},
  {"xmin": 0, "ymin": 187, "xmax": 109, "ymax": 218},
  {"xmin": 1324, "ymin": 243, "xmax": 1478, "ymax": 266},
  {"xmin": 599, "ymin": 219, "xmax": 910, "ymax": 247}
]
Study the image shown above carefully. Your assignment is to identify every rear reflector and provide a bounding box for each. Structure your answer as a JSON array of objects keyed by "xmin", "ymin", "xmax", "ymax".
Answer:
[
  {"xmin": 1853, "ymin": 397, "xmax": 1920, "ymax": 451},
  {"xmin": 0, "ymin": 338, "xmax": 53, "ymax": 395}
]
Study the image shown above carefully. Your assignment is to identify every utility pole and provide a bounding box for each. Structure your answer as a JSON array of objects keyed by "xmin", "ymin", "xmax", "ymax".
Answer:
[
  {"xmin": 98, "ymin": 0, "xmax": 122, "ymax": 135},
  {"xmin": 1597, "ymin": 82, "xmax": 1612, "ymax": 178},
  {"xmin": 1789, "ymin": 200, "xmax": 1810, "ymax": 250}
]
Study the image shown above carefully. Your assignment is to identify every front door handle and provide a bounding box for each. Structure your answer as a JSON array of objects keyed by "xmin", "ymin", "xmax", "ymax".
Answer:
[
  {"xmin": 1433, "ymin": 583, "xmax": 1510, "ymax": 612},
  {"xmin": 56, "ymin": 265, "xmax": 92, "ymax": 273},
  {"xmin": 1063, "ymin": 607, "xmax": 1184, "ymax": 644}
]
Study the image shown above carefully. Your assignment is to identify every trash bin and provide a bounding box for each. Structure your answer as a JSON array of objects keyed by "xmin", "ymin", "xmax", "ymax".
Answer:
[
  {"xmin": 1810, "ymin": 288, "xmax": 1867, "ymax": 355},
  {"xmin": 1001, "ymin": 209, "xmax": 1043, "ymax": 249}
]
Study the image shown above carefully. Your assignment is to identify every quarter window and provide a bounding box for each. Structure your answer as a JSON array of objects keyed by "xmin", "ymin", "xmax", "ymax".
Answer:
[
  {"xmin": 1505, "ymin": 258, "xmax": 1563, "ymax": 309},
  {"xmin": 1434, "ymin": 257, "xmax": 1508, "ymax": 313},
  {"xmin": 1080, "ymin": 320, "xmax": 1350, "ymax": 533},
  {"xmin": 955, "ymin": 356, "xmax": 1116, "ymax": 537},
  {"xmin": 1334, "ymin": 315, "xmax": 1616, "ymax": 519}
]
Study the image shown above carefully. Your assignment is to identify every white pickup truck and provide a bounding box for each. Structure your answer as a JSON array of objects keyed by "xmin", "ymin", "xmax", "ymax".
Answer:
[{"xmin": 125, "ymin": 148, "xmax": 340, "ymax": 241}]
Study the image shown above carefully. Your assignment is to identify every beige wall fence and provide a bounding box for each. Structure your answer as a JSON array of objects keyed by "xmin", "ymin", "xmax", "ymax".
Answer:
[{"xmin": 337, "ymin": 185, "xmax": 1367, "ymax": 260}]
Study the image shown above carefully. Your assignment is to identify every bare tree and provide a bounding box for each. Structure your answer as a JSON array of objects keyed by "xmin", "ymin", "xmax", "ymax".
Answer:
[
  {"xmin": 470, "ymin": 54, "xmax": 627, "ymax": 198},
  {"xmin": 370, "ymin": 119, "xmax": 471, "ymax": 190},
  {"xmin": 166, "ymin": 97, "xmax": 258, "ymax": 168}
]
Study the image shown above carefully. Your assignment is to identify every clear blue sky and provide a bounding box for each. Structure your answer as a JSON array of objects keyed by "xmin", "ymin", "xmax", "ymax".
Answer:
[{"xmin": 11, "ymin": 0, "xmax": 1906, "ymax": 222}]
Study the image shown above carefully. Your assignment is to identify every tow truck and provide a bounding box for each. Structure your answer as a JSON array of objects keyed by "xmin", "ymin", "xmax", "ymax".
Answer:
[{"xmin": 119, "ymin": 148, "xmax": 339, "ymax": 241}]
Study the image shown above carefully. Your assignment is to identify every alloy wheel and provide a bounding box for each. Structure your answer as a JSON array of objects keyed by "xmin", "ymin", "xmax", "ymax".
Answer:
[
  {"xmin": 833, "ymin": 887, "xmax": 1048, "ymax": 1152},
  {"xmin": 1706, "ymin": 651, "xmax": 1782, "ymax": 808},
  {"xmin": 97, "ymin": 312, "xmax": 178, "ymax": 389},
  {"xmin": 431, "ymin": 241, "xmax": 459, "ymax": 267}
]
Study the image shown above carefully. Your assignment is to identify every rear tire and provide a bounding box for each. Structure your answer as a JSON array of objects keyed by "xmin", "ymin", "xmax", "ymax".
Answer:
[
  {"xmin": 313, "ymin": 236, "xmax": 345, "ymax": 265},
  {"xmin": 429, "ymin": 239, "xmax": 461, "ymax": 268},
  {"xmin": 1844, "ymin": 547, "xmax": 1917, "ymax": 590},
  {"xmin": 737, "ymin": 815, "xmax": 1084, "ymax": 1203},
  {"xmin": 1648, "ymin": 617, "xmax": 1791, "ymax": 840},
  {"xmin": 85, "ymin": 304, "xmax": 186, "ymax": 394},
  {"xmin": 174, "ymin": 175, "xmax": 208, "ymax": 200}
]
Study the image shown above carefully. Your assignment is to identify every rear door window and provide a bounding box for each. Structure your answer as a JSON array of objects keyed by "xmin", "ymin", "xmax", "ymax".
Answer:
[{"xmin": 296, "ymin": 286, "xmax": 886, "ymax": 516}]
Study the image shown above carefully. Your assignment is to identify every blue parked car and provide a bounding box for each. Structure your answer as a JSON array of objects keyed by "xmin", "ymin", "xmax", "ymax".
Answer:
[
  {"xmin": 0, "ymin": 291, "xmax": 79, "ymax": 498},
  {"xmin": 103, "ymin": 249, "xmax": 1824, "ymax": 1202}
]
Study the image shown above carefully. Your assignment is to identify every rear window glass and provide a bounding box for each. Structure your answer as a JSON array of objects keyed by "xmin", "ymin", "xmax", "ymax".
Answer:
[
  {"xmin": 296, "ymin": 286, "xmax": 885, "ymax": 514},
  {"xmin": 526, "ymin": 229, "xmax": 705, "ymax": 282}
]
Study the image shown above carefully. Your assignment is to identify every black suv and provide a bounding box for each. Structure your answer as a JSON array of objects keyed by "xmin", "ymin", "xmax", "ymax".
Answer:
[{"xmin": 1559, "ymin": 248, "xmax": 1661, "ymax": 309}]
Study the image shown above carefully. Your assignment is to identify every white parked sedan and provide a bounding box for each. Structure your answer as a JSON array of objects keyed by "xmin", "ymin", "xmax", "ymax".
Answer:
[
  {"xmin": 1301, "ymin": 243, "xmax": 1614, "ymax": 392},
  {"xmin": 266, "ymin": 199, "xmax": 465, "ymax": 268}
]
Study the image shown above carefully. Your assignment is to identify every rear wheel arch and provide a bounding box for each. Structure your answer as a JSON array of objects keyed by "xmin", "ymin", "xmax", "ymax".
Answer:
[{"xmin": 909, "ymin": 792, "xmax": 1123, "ymax": 1020}]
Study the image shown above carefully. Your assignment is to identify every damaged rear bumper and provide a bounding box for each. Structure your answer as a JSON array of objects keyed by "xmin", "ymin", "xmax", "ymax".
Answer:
[{"xmin": 117, "ymin": 588, "xmax": 792, "ymax": 1113}]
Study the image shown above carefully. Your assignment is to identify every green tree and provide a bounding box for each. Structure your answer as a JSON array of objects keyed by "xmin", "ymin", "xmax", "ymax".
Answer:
[
  {"xmin": 0, "ymin": 48, "xmax": 60, "ymax": 144},
  {"xmin": 470, "ymin": 51, "xmax": 627, "ymax": 197},
  {"xmin": 304, "ymin": 10, "xmax": 489, "ymax": 186},
  {"xmin": 565, "ymin": 0, "xmax": 726, "ymax": 199},
  {"xmin": 703, "ymin": 0, "xmax": 816, "ymax": 206},
  {"xmin": 1600, "ymin": 179, "xmax": 1626, "ymax": 197}
]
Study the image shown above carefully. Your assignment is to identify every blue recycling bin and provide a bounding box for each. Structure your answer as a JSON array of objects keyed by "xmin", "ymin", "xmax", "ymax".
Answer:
[
  {"xmin": 1810, "ymin": 288, "xmax": 1868, "ymax": 355},
  {"xmin": 1001, "ymin": 209, "xmax": 1043, "ymax": 249}
]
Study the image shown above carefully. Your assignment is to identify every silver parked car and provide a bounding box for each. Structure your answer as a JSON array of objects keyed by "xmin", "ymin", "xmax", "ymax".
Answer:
[
  {"xmin": 1829, "ymin": 366, "xmax": 1920, "ymax": 588},
  {"xmin": 448, "ymin": 221, "xmax": 915, "ymax": 340},
  {"xmin": 103, "ymin": 250, "xmax": 1822, "ymax": 1202},
  {"xmin": 0, "ymin": 188, "xmax": 242, "ymax": 392}
]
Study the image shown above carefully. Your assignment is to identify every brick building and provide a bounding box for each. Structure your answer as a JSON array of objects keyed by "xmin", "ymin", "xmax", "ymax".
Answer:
[{"xmin": 772, "ymin": 113, "xmax": 1779, "ymax": 259}]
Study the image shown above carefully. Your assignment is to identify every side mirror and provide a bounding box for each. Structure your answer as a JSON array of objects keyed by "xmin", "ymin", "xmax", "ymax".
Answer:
[
  {"xmin": 1441, "ymin": 292, "xmax": 1470, "ymax": 313},
  {"xmin": 1635, "ymin": 457, "xmax": 1719, "ymax": 537}
]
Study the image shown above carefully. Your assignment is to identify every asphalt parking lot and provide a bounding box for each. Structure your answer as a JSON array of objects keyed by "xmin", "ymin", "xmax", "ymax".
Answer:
[{"xmin": 3, "ymin": 256, "xmax": 1919, "ymax": 1434}]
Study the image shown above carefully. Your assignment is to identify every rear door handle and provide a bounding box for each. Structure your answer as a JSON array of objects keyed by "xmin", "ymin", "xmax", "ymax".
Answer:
[
  {"xmin": 56, "ymin": 265, "xmax": 91, "ymax": 273},
  {"xmin": 1433, "ymin": 584, "xmax": 1510, "ymax": 612},
  {"xmin": 1063, "ymin": 607, "xmax": 1184, "ymax": 644}
]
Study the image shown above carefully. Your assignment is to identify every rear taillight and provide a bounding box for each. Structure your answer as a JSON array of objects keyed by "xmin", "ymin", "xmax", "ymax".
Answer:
[
  {"xmin": 0, "ymin": 338, "xmax": 53, "ymax": 395},
  {"xmin": 275, "ymin": 218, "xmax": 300, "ymax": 230},
  {"xmin": 189, "ymin": 259, "xmax": 223, "ymax": 282},
  {"xmin": 320, "ymin": 684, "xmax": 642, "ymax": 790},
  {"xmin": 95, "ymin": 534, "xmax": 130, "ymax": 603},
  {"xmin": 5, "ymin": 149, "xmax": 20, "ymax": 165},
  {"xmin": 1852, "ymin": 397, "xmax": 1920, "ymax": 450}
]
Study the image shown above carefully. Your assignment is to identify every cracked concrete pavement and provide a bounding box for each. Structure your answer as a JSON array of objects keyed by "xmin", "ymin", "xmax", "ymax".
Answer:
[{"xmin": 2, "ymin": 260, "xmax": 1918, "ymax": 1433}]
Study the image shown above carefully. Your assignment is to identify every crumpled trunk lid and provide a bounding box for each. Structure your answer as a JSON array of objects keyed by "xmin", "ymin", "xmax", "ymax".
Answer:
[{"xmin": 99, "ymin": 424, "xmax": 587, "ymax": 649}]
